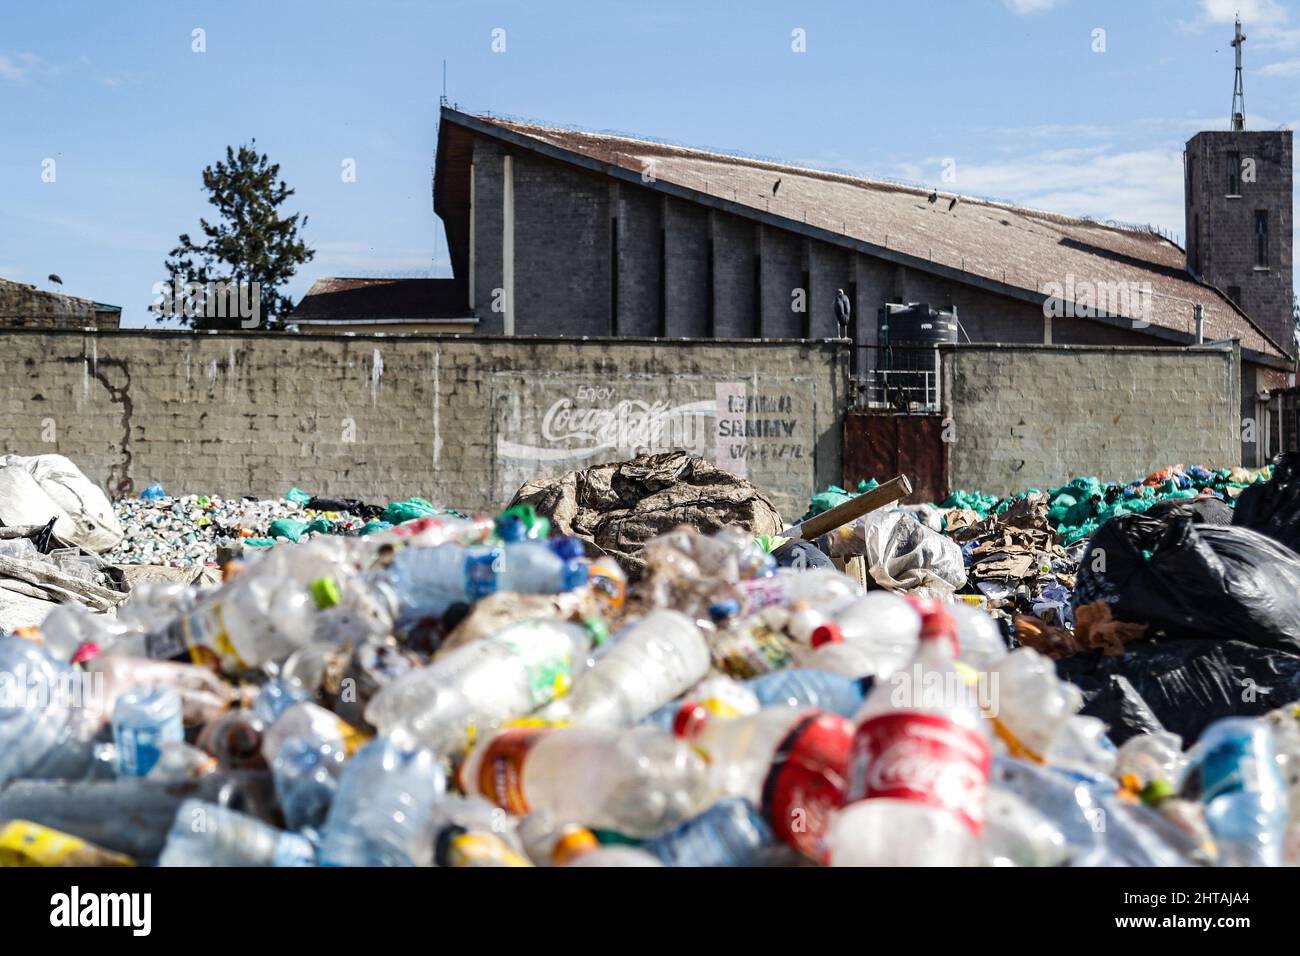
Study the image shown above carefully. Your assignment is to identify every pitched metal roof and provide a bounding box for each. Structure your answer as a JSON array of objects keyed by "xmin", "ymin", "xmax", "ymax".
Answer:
[
  {"xmin": 447, "ymin": 109, "xmax": 1290, "ymax": 364},
  {"xmin": 291, "ymin": 277, "xmax": 472, "ymax": 322}
]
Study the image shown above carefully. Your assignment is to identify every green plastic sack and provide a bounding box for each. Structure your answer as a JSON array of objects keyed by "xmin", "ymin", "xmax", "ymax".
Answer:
[
  {"xmin": 268, "ymin": 518, "xmax": 309, "ymax": 542},
  {"xmin": 383, "ymin": 498, "xmax": 440, "ymax": 524},
  {"xmin": 285, "ymin": 487, "xmax": 312, "ymax": 506}
]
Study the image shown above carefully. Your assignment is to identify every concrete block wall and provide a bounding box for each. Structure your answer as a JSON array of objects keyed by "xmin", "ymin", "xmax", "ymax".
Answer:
[
  {"xmin": 513, "ymin": 152, "xmax": 610, "ymax": 335},
  {"xmin": 0, "ymin": 331, "xmax": 848, "ymax": 522},
  {"xmin": 711, "ymin": 213, "xmax": 757, "ymax": 338},
  {"xmin": 942, "ymin": 343, "xmax": 1242, "ymax": 495},
  {"xmin": 0, "ymin": 279, "xmax": 117, "ymax": 330},
  {"xmin": 663, "ymin": 198, "xmax": 710, "ymax": 337}
]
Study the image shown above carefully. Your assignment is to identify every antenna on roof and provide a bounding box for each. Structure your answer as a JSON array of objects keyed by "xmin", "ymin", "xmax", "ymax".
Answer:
[
  {"xmin": 440, "ymin": 60, "xmax": 448, "ymax": 107},
  {"xmin": 1230, "ymin": 15, "xmax": 1246, "ymax": 131}
]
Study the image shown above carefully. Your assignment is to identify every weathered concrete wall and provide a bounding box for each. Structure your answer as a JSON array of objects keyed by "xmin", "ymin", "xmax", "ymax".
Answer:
[
  {"xmin": 0, "ymin": 331, "xmax": 847, "ymax": 521},
  {"xmin": 942, "ymin": 343, "xmax": 1241, "ymax": 496},
  {"xmin": 0, "ymin": 278, "xmax": 119, "ymax": 330}
]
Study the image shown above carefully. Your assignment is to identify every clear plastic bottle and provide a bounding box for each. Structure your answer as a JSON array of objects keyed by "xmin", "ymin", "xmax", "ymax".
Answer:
[
  {"xmin": 739, "ymin": 568, "xmax": 863, "ymax": 615},
  {"xmin": 587, "ymin": 557, "xmax": 628, "ymax": 617},
  {"xmin": 112, "ymin": 687, "xmax": 184, "ymax": 777},
  {"xmin": 641, "ymin": 796, "xmax": 775, "ymax": 867},
  {"xmin": 518, "ymin": 811, "xmax": 601, "ymax": 866},
  {"xmin": 796, "ymin": 627, "xmax": 890, "ymax": 679},
  {"xmin": 85, "ymin": 654, "xmax": 234, "ymax": 730},
  {"xmin": 544, "ymin": 610, "xmax": 709, "ymax": 726},
  {"xmin": 809, "ymin": 591, "xmax": 920, "ymax": 678},
  {"xmin": 707, "ymin": 602, "xmax": 798, "ymax": 679},
  {"xmin": 143, "ymin": 573, "xmax": 316, "ymax": 674},
  {"xmin": 459, "ymin": 725, "xmax": 707, "ymax": 838},
  {"xmin": 0, "ymin": 771, "xmax": 280, "ymax": 864},
  {"xmin": 827, "ymin": 600, "xmax": 991, "ymax": 866},
  {"xmin": 386, "ymin": 543, "xmax": 474, "ymax": 618},
  {"xmin": 565, "ymin": 845, "xmax": 664, "ymax": 867},
  {"xmin": 318, "ymin": 734, "xmax": 446, "ymax": 867},
  {"xmin": 158, "ymin": 799, "xmax": 315, "ymax": 866},
  {"xmin": 0, "ymin": 636, "xmax": 100, "ymax": 785},
  {"xmin": 262, "ymin": 700, "xmax": 364, "ymax": 765},
  {"xmin": 744, "ymin": 669, "xmax": 870, "ymax": 719},
  {"xmin": 272, "ymin": 735, "xmax": 347, "ymax": 832},
  {"xmin": 38, "ymin": 603, "xmax": 139, "ymax": 662},
  {"xmin": 498, "ymin": 540, "xmax": 566, "ymax": 594},
  {"xmin": 365, "ymin": 618, "xmax": 600, "ymax": 754},
  {"xmin": 949, "ymin": 602, "xmax": 1007, "ymax": 669},
  {"xmin": 1115, "ymin": 732, "xmax": 1185, "ymax": 789},
  {"xmin": 986, "ymin": 647, "xmax": 1083, "ymax": 761},
  {"xmin": 641, "ymin": 675, "xmax": 761, "ymax": 731},
  {"xmin": 675, "ymin": 704, "xmax": 853, "ymax": 858},
  {"xmin": 979, "ymin": 786, "xmax": 1069, "ymax": 867},
  {"xmin": 1180, "ymin": 717, "xmax": 1287, "ymax": 867}
]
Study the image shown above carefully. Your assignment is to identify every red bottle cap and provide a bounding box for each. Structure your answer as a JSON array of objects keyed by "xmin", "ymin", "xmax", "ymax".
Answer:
[
  {"xmin": 810, "ymin": 622, "xmax": 843, "ymax": 647},
  {"xmin": 672, "ymin": 703, "xmax": 710, "ymax": 739}
]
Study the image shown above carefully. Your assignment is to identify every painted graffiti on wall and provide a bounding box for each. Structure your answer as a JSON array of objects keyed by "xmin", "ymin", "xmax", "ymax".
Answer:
[{"xmin": 491, "ymin": 374, "xmax": 814, "ymax": 507}]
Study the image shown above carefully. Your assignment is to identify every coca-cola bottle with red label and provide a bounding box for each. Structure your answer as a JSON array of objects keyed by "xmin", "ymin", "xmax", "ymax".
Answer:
[
  {"xmin": 674, "ymin": 703, "xmax": 854, "ymax": 861},
  {"xmin": 825, "ymin": 598, "xmax": 991, "ymax": 866}
]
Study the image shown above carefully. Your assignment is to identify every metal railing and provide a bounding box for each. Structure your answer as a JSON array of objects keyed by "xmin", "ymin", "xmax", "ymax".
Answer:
[{"xmin": 852, "ymin": 346, "xmax": 942, "ymax": 413}]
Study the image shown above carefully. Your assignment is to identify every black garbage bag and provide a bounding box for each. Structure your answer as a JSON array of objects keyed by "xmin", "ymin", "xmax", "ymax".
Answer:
[
  {"xmin": 1144, "ymin": 495, "xmax": 1232, "ymax": 526},
  {"xmin": 307, "ymin": 496, "xmax": 385, "ymax": 520},
  {"xmin": 771, "ymin": 538, "xmax": 833, "ymax": 571},
  {"xmin": 1072, "ymin": 513, "xmax": 1300, "ymax": 653},
  {"xmin": 1233, "ymin": 451, "xmax": 1300, "ymax": 554},
  {"xmin": 1058, "ymin": 639, "xmax": 1300, "ymax": 744},
  {"xmin": 1059, "ymin": 673, "xmax": 1166, "ymax": 745}
]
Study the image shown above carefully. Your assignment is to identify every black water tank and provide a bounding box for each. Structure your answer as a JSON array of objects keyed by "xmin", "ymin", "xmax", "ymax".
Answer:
[{"xmin": 881, "ymin": 303, "xmax": 958, "ymax": 346}]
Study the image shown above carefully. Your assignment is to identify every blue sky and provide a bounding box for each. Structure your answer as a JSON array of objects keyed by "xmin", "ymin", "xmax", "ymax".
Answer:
[{"xmin": 1, "ymin": 0, "xmax": 1297, "ymax": 327}]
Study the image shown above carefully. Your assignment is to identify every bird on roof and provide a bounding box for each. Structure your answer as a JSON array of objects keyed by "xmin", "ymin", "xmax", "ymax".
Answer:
[
  {"xmin": 772, "ymin": 178, "xmax": 781, "ymax": 196},
  {"xmin": 927, "ymin": 190, "xmax": 938, "ymax": 204},
  {"xmin": 48, "ymin": 274, "xmax": 63, "ymax": 286},
  {"xmin": 948, "ymin": 197, "xmax": 958, "ymax": 212}
]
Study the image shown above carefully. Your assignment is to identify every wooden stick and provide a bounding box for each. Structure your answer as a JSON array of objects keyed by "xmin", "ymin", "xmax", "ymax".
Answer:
[{"xmin": 782, "ymin": 474, "xmax": 913, "ymax": 541}]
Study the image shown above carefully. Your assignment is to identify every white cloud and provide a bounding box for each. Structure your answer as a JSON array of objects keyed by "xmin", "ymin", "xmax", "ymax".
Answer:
[
  {"xmin": 0, "ymin": 52, "xmax": 42, "ymax": 82},
  {"xmin": 1002, "ymin": 0, "xmax": 1063, "ymax": 14},
  {"xmin": 1260, "ymin": 57, "xmax": 1300, "ymax": 74},
  {"xmin": 932, "ymin": 147, "xmax": 1186, "ymax": 231},
  {"xmin": 1201, "ymin": 0, "xmax": 1289, "ymax": 25}
]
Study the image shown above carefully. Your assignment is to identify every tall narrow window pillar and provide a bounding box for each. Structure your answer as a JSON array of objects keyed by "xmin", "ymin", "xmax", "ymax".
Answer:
[{"xmin": 502, "ymin": 154, "xmax": 515, "ymax": 335}]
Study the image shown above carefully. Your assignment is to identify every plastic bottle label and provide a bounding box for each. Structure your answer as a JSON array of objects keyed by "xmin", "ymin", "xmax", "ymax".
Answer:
[
  {"xmin": 464, "ymin": 549, "xmax": 502, "ymax": 601},
  {"xmin": 1194, "ymin": 734, "xmax": 1264, "ymax": 802},
  {"xmin": 491, "ymin": 634, "xmax": 572, "ymax": 709},
  {"xmin": 443, "ymin": 832, "xmax": 532, "ymax": 867},
  {"xmin": 740, "ymin": 578, "xmax": 787, "ymax": 612},
  {"xmin": 473, "ymin": 727, "xmax": 547, "ymax": 814},
  {"xmin": 146, "ymin": 603, "xmax": 245, "ymax": 671},
  {"xmin": 850, "ymin": 712, "xmax": 991, "ymax": 835},
  {"xmin": 761, "ymin": 713, "xmax": 854, "ymax": 860},
  {"xmin": 115, "ymin": 717, "xmax": 184, "ymax": 777}
]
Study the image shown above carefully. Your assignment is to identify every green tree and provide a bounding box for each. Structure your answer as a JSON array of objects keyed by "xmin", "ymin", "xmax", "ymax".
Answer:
[{"xmin": 158, "ymin": 141, "xmax": 313, "ymax": 329}]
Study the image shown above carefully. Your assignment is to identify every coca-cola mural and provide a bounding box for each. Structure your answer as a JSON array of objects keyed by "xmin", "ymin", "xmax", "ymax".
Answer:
[{"xmin": 490, "ymin": 373, "xmax": 816, "ymax": 513}]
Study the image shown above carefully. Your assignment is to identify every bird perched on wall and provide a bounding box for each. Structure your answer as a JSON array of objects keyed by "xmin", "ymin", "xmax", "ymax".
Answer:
[
  {"xmin": 835, "ymin": 288, "xmax": 851, "ymax": 338},
  {"xmin": 948, "ymin": 197, "xmax": 958, "ymax": 212},
  {"xmin": 772, "ymin": 178, "xmax": 781, "ymax": 196},
  {"xmin": 927, "ymin": 190, "xmax": 938, "ymax": 204},
  {"xmin": 48, "ymin": 274, "xmax": 63, "ymax": 286}
]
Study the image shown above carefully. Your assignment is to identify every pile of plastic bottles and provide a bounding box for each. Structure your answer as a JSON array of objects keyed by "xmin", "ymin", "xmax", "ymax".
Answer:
[{"xmin": 1, "ymin": 504, "xmax": 1295, "ymax": 867}]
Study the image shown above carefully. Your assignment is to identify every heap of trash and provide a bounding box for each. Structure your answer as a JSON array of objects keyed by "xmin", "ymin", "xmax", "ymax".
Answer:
[{"xmin": 1, "ymin": 450, "xmax": 1299, "ymax": 867}]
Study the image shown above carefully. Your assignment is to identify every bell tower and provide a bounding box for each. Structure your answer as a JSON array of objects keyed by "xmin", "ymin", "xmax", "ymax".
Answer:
[{"xmin": 1184, "ymin": 16, "xmax": 1293, "ymax": 357}]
